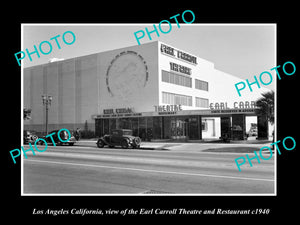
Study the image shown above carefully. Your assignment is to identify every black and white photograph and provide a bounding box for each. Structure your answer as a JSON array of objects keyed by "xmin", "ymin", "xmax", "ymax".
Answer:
[{"xmin": 4, "ymin": 4, "xmax": 298, "ymax": 221}]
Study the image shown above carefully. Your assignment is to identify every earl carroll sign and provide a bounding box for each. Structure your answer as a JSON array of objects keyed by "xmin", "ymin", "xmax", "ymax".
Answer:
[
  {"xmin": 209, "ymin": 101, "xmax": 256, "ymax": 110},
  {"xmin": 103, "ymin": 107, "xmax": 134, "ymax": 114}
]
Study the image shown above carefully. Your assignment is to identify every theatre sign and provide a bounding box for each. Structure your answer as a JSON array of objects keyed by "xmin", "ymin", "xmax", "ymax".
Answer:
[{"xmin": 154, "ymin": 104, "xmax": 183, "ymax": 115}]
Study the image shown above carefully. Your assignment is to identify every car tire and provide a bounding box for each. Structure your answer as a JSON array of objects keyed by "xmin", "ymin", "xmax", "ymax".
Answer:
[
  {"xmin": 97, "ymin": 139, "xmax": 105, "ymax": 148},
  {"xmin": 121, "ymin": 139, "xmax": 129, "ymax": 149},
  {"xmin": 133, "ymin": 137, "xmax": 141, "ymax": 147},
  {"xmin": 32, "ymin": 135, "xmax": 38, "ymax": 142}
]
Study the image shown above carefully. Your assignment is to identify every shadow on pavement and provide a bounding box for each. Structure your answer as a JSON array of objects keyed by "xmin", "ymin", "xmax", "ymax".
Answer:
[{"xmin": 202, "ymin": 146, "xmax": 267, "ymax": 153}]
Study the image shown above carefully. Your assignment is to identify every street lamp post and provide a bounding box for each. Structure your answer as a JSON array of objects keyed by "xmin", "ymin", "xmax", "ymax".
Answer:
[{"xmin": 42, "ymin": 94, "xmax": 53, "ymax": 135}]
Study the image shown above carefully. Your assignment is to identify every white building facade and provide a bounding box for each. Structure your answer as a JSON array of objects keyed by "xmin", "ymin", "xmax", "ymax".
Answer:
[{"xmin": 23, "ymin": 41, "xmax": 273, "ymax": 140}]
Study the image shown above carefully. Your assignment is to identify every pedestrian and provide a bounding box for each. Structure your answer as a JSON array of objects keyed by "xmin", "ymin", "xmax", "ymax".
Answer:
[{"xmin": 75, "ymin": 127, "xmax": 81, "ymax": 141}]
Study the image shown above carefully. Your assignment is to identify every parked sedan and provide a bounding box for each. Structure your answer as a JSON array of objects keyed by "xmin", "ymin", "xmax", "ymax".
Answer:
[
  {"xmin": 96, "ymin": 129, "xmax": 141, "ymax": 149},
  {"xmin": 23, "ymin": 130, "xmax": 38, "ymax": 144},
  {"xmin": 37, "ymin": 129, "xmax": 76, "ymax": 146}
]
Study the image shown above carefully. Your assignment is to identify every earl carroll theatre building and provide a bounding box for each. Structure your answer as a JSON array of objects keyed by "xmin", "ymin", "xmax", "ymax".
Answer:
[{"xmin": 23, "ymin": 41, "xmax": 273, "ymax": 141}]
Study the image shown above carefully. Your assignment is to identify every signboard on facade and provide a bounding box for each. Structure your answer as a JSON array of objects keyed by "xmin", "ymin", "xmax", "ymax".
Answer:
[
  {"xmin": 154, "ymin": 104, "xmax": 182, "ymax": 112},
  {"xmin": 169, "ymin": 62, "xmax": 191, "ymax": 75},
  {"xmin": 209, "ymin": 101, "xmax": 256, "ymax": 110},
  {"xmin": 97, "ymin": 107, "xmax": 142, "ymax": 118},
  {"xmin": 95, "ymin": 112, "xmax": 143, "ymax": 119},
  {"xmin": 160, "ymin": 43, "xmax": 197, "ymax": 64},
  {"xmin": 91, "ymin": 103, "xmax": 257, "ymax": 119},
  {"xmin": 210, "ymin": 108, "xmax": 256, "ymax": 114},
  {"xmin": 103, "ymin": 107, "xmax": 135, "ymax": 114},
  {"xmin": 154, "ymin": 104, "xmax": 183, "ymax": 115}
]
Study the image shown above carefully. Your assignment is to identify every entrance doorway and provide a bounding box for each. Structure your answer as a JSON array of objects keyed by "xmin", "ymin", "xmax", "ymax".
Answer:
[{"xmin": 171, "ymin": 118, "xmax": 188, "ymax": 139}]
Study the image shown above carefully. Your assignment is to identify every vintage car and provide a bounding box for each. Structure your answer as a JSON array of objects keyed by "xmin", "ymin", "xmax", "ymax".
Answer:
[
  {"xmin": 96, "ymin": 129, "xmax": 141, "ymax": 149},
  {"xmin": 23, "ymin": 130, "xmax": 38, "ymax": 144},
  {"xmin": 248, "ymin": 127, "xmax": 258, "ymax": 137},
  {"xmin": 37, "ymin": 129, "xmax": 77, "ymax": 146}
]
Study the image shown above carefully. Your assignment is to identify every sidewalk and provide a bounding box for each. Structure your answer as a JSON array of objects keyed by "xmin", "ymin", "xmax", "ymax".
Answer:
[
  {"xmin": 76, "ymin": 139, "xmax": 175, "ymax": 150},
  {"xmin": 76, "ymin": 138, "xmax": 273, "ymax": 152}
]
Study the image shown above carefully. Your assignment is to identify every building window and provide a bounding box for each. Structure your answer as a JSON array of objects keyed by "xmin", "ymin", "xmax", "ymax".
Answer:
[
  {"xmin": 162, "ymin": 92, "xmax": 192, "ymax": 106},
  {"xmin": 195, "ymin": 97, "xmax": 209, "ymax": 108},
  {"xmin": 161, "ymin": 70, "xmax": 192, "ymax": 88},
  {"xmin": 195, "ymin": 79, "xmax": 208, "ymax": 91}
]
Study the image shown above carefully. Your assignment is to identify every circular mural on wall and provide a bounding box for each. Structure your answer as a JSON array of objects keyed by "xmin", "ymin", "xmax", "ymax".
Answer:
[{"xmin": 106, "ymin": 50, "xmax": 149, "ymax": 102}]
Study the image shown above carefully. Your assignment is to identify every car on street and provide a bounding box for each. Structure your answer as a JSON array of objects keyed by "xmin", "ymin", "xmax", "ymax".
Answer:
[
  {"xmin": 23, "ymin": 130, "xmax": 38, "ymax": 144},
  {"xmin": 96, "ymin": 129, "xmax": 141, "ymax": 149},
  {"xmin": 37, "ymin": 129, "xmax": 77, "ymax": 146},
  {"xmin": 248, "ymin": 127, "xmax": 258, "ymax": 137}
]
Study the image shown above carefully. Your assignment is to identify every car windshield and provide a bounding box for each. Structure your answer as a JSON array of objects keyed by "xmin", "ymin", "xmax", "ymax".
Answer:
[
  {"xmin": 123, "ymin": 130, "xmax": 132, "ymax": 135},
  {"xmin": 59, "ymin": 130, "xmax": 69, "ymax": 140}
]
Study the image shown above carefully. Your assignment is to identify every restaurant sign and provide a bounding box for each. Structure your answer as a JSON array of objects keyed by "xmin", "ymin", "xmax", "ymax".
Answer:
[
  {"xmin": 103, "ymin": 107, "xmax": 134, "ymax": 114},
  {"xmin": 96, "ymin": 108, "xmax": 142, "ymax": 118}
]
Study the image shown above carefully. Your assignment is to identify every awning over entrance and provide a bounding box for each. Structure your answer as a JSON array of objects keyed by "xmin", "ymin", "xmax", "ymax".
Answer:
[
  {"xmin": 93, "ymin": 107, "xmax": 269, "ymax": 141},
  {"xmin": 92, "ymin": 108, "xmax": 257, "ymax": 119}
]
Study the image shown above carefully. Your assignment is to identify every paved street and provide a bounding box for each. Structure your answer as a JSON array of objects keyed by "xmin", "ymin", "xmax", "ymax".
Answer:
[{"xmin": 23, "ymin": 141, "xmax": 275, "ymax": 195}]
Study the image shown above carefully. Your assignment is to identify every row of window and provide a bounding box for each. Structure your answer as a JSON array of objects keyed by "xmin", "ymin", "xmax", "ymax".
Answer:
[
  {"xmin": 162, "ymin": 70, "xmax": 192, "ymax": 88},
  {"xmin": 162, "ymin": 92, "xmax": 209, "ymax": 108},
  {"xmin": 161, "ymin": 70, "xmax": 208, "ymax": 91},
  {"xmin": 195, "ymin": 79, "xmax": 209, "ymax": 91},
  {"xmin": 195, "ymin": 97, "xmax": 209, "ymax": 108},
  {"xmin": 162, "ymin": 92, "xmax": 192, "ymax": 106}
]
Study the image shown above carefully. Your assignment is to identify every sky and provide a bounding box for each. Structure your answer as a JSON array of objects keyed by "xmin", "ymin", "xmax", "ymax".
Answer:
[{"xmin": 22, "ymin": 24, "xmax": 276, "ymax": 90}]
